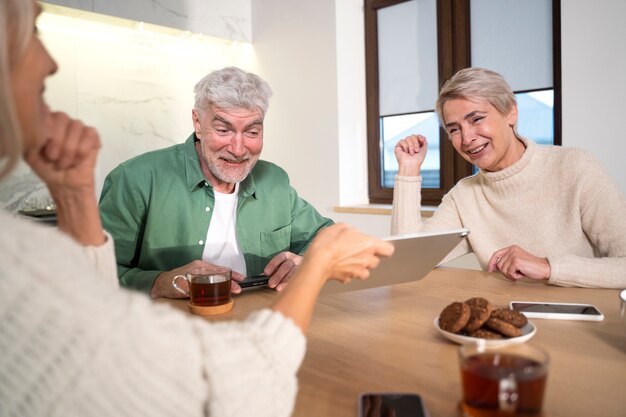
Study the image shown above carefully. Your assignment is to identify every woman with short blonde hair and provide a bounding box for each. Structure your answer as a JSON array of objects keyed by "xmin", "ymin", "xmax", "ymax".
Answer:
[{"xmin": 392, "ymin": 67, "xmax": 626, "ymax": 288}]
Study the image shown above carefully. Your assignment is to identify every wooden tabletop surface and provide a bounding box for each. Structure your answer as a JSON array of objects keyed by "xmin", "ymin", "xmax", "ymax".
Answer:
[{"xmin": 162, "ymin": 267, "xmax": 626, "ymax": 417}]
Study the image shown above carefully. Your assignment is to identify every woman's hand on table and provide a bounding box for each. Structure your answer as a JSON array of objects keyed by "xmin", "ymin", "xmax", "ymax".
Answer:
[{"xmin": 488, "ymin": 245, "xmax": 551, "ymax": 281}]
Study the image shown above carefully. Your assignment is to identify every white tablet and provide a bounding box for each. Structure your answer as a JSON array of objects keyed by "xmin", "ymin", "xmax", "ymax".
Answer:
[{"xmin": 320, "ymin": 228, "xmax": 469, "ymax": 295}]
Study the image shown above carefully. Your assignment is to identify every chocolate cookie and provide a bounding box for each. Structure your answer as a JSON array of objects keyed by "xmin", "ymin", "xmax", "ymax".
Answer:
[
  {"xmin": 439, "ymin": 302, "xmax": 471, "ymax": 333},
  {"xmin": 469, "ymin": 328, "xmax": 504, "ymax": 340},
  {"xmin": 464, "ymin": 297, "xmax": 494, "ymax": 332},
  {"xmin": 491, "ymin": 308, "xmax": 528, "ymax": 328},
  {"xmin": 485, "ymin": 317, "xmax": 522, "ymax": 338}
]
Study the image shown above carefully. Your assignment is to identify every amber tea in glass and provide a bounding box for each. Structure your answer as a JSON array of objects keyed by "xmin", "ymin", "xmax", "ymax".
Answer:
[
  {"xmin": 173, "ymin": 267, "xmax": 231, "ymax": 307},
  {"xmin": 459, "ymin": 343, "xmax": 548, "ymax": 417}
]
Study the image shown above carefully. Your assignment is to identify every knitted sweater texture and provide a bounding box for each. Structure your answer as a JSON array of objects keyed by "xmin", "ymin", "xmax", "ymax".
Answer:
[
  {"xmin": 391, "ymin": 139, "xmax": 626, "ymax": 288},
  {"xmin": 0, "ymin": 211, "xmax": 305, "ymax": 417}
]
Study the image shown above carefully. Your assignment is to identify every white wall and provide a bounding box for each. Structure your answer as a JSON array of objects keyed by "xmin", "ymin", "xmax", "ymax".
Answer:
[
  {"xmin": 251, "ymin": 0, "xmax": 340, "ymax": 221},
  {"xmin": 561, "ymin": 0, "xmax": 626, "ymax": 195},
  {"xmin": 249, "ymin": 0, "xmax": 394, "ymax": 238},
  {"xmin": 336, "ymin": 0, "xmax": 369, "ymax": 207}
]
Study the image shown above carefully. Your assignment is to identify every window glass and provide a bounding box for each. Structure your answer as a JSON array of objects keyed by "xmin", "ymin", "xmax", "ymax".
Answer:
[
  {"xmin": 380, "ymin": 112, "xmax": 440, "ymax": 188},
  {"xmin": 377, "ymin": 0, "xmax": 438, "ymax": 116},
  {"xmin": 516, "ymin": 89, "xmax": 554, "ymax": 146},
  {"xmin": 470, "ymin": 0, "xmax": 552, "ymax": 91}
]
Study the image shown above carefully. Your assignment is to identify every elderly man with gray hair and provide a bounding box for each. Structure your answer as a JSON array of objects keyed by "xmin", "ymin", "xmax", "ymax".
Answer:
[{"xmin": 100, "ymin": 67, "xmax": 333, "ymax": 298}]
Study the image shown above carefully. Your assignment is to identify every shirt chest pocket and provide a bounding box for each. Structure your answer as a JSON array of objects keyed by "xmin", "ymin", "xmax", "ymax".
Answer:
[{"xmin": 260, "ymin": 224, "xmax": 292, "ymax": 259}]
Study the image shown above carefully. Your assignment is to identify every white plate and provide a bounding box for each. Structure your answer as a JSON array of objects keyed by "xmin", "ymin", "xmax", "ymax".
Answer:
[{"xmin": 433, "ymin": 316, "xmax": 536, "ymax": 347}]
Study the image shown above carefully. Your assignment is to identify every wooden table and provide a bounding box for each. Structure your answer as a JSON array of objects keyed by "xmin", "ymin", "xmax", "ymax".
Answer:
[{"xmin": 164, "ymin": 267, "xmax": 626, "ymax": 417}]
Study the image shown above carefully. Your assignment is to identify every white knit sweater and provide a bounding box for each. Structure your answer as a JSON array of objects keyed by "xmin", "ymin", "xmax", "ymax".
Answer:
[
  {"xmin": 0, "ymin": 211, "xmax": 305, "ymax": 417},
  {"xmin": 391, "ymin": 139, "xmax": 626, "ymax": 288}
]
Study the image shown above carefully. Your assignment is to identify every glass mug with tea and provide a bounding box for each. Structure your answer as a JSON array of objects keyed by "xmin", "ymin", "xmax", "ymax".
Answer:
[
  {"xmin": 173, "ymin": 267, "xmax": 233, "ymax": 314},
  {"xmin": 459, "ymin": 342, "xmax": 549, "ymax": 417}
]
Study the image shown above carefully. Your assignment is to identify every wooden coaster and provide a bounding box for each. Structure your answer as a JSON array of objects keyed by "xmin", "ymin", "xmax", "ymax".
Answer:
[{"xmin": 188, "ymin": 299, "xmax": 234, "ymax": 316}]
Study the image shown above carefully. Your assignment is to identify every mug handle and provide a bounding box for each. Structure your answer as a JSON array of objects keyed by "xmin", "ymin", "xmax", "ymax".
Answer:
[{"xmin": 172, "ymin": 274, "xmax": 190, "ymax": 296}]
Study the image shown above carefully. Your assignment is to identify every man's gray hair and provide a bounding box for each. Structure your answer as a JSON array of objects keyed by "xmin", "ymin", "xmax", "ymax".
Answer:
[{"xmin": 193, "ymin": 67, "xmax": 273, "ymax": 117}]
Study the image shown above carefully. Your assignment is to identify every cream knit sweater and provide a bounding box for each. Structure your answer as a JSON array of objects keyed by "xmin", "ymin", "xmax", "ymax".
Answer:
[
  {"xmin": 391, "ymin": 139, "xmax": 626, "ymax": 288},
  {"xmin": 0, "ymin": 210, "xmax": 305, "ymax": 417}
]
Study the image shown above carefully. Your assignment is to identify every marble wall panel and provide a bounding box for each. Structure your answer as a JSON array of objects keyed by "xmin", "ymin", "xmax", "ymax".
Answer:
[
  {"xmin": 0, "ymin": 8, "xmax": 257, "ymax": 211},
  {"xmin": 44, "ymin": 0, "xmax": 252, "ymax": 41}
]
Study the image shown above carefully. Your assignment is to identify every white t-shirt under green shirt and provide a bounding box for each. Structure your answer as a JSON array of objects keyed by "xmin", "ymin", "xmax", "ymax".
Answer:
[{"xmin": 201, "ymin": 183, "xmax": 247, "ymax": 276}]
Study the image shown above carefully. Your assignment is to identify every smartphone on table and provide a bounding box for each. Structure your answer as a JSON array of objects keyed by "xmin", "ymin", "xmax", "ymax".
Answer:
[
  {"xmin": 238, "ymin": 275, "xmax": 270, "ymax": 289},
  {"xmin": 358, "ymin": 393, "xmax": 429, "ymax": 417},
  {"xmin": 509, "ymin": 301, "xmax": 604, "ymax": 321}
]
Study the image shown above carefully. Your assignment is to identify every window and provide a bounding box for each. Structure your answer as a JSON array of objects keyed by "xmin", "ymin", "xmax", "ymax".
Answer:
[
  {"xmin": 365, "ymin": 0, "xmax": 561, "ymax": 205},
  {"xmin": 381, "ymin": 111, "xmax": 441, "ymax": 188},
  {"xmin": 516, "ymin": 90, "xmax": 555, "ymax": 147}
]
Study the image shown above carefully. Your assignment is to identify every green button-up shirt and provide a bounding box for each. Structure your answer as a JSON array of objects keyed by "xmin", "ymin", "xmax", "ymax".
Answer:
[{"xmin": 99, "ymin": 134, "xmax": 333, "ymax": 293}]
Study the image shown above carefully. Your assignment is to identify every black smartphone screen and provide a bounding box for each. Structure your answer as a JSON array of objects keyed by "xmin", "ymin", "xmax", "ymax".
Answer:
[
  {"xmin": 359, "ymin": 393, "xmax": 427, "ymax": 417},
  {"xmin": 511, "ymin": 302, "xmax": 602, "ymax": 315},
  {"xmin": 239, "ymin": 275, "xmax": 270, "ymax": 289}
]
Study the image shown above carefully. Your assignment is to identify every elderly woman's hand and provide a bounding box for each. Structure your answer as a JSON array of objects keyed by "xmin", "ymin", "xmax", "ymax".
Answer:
[
  {"xmin": 488, "ymin": 245, "xmax": 551, "ymax": 281},
  {"xmin": 304, "ymin": 224, "xmax": 395, "ymax": 284},
  {"xmin": 25, "ymin": 111, "xmax": 106, "ymax": 246},
  {"xmin": 270, "ymin": 224, "xmax": 394, "ymax": 333},
  {"xmin": 25, "ymin": 112, "xmax": 100, "ymax": 195},
  {"xmin": 394, "ymin": 134, "xmax": 428, "ymax": 177}
]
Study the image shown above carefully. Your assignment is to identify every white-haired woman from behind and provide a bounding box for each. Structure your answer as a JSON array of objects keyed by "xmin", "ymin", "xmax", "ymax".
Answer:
[{"xmin": 0, "ymin": 1, "xmax": 394, "ymax": 416}]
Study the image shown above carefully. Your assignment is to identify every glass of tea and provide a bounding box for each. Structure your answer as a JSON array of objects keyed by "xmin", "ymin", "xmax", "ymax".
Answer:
[
  {"xmin": 173, "ymin": 267, "xmax": 232, "ymax": 311},
  {"xmin": 458, "ymin": 342, "xmax": 549, "ymax": 417}
]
